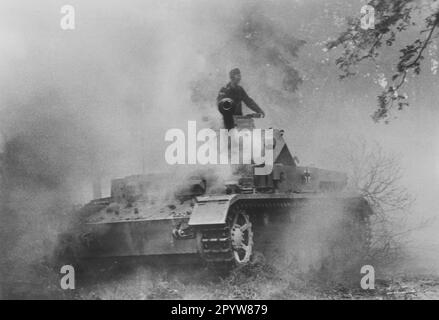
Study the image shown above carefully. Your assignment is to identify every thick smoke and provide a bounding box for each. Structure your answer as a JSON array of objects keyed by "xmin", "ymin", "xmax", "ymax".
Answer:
[
  {"xmin": 1, "ymin": 0, "xmax": 439, "ymax": 298},
  {"xmin": 0, "ymin": 0, "xmax": 306, "ymax": 294}
]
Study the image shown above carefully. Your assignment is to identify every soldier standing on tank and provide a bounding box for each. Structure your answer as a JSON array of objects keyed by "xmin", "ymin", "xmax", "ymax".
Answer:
[{"xmin": 217, "ymin": 68, "xmax": 265, "ymax": 129}]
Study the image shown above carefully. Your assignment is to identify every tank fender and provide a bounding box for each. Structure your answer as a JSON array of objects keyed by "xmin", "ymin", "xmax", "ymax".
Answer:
[{"xmin": 188, "ymin": 195, "xmax": 237, "ymax": 226}]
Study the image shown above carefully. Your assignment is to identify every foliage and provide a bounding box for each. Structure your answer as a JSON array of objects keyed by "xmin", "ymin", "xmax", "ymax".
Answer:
[{"xmin": 328, "ymin": 0, "xmax": 439, "ymax": 122}]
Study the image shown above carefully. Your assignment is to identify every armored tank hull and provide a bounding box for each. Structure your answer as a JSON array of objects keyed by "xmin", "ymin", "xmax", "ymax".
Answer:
[{"xmin": 57, "ymin": 115, "xmax": 373, "ymax": 269}]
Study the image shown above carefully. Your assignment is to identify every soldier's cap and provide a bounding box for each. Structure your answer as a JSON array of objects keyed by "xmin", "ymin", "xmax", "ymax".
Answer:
[{"xmin": 229, "ymin": 68, "xmax": 241, "ymax": 78}]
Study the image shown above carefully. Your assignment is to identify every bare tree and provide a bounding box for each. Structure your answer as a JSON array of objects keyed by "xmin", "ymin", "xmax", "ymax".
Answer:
[{"xmin": 340, "ymin": 139, "xmax": 416, "ymax": 263}]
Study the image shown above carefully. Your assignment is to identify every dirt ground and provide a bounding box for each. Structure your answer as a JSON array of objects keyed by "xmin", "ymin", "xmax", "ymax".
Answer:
[{"xmin": 3, "ymin": 254, "xmax": 439, "ymax": 300}]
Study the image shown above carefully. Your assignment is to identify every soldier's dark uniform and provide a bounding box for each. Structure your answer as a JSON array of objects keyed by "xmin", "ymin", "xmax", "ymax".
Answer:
[{"xmin": 217, "ymin": 82, "xmax": 263, "ymax": 129}]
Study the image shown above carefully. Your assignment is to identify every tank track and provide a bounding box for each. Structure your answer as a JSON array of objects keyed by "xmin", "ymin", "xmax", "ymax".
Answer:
[
  {"xmin": 197, "ymin": 198, "xmax": 372, "ymax": 264},
  {"xmin": 197, "ymin": 199, "xmax": 292, "ymax": 263},
  {"xmin": 198, "ymin": 227, "xmax": 233, "ymax": 262}
]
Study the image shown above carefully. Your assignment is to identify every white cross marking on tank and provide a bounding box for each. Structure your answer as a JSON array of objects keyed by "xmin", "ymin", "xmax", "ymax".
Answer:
[{"xmin": 304, "ymin": 168, "xmax": 311, "ymax": 183}]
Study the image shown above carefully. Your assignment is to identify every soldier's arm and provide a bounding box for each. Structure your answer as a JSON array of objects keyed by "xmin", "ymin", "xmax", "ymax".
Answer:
[
  {"xmin": 241, "ymin": 88, "xmax": 265, "ymax": 116},
  {"xmin": 217, "ymin": 87, "xmax": 227, "ymax": 104}
]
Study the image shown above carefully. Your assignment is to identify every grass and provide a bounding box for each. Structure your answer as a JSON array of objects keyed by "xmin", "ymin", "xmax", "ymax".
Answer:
[{"xmin": 2, "ymin": 251, "xmax": 414, "ymax": 300}]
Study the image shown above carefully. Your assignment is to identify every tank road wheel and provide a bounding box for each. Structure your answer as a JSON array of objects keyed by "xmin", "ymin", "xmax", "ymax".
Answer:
[{"xmin": 230, "ymin": 210, "xmax": 254, "ymax": 265}]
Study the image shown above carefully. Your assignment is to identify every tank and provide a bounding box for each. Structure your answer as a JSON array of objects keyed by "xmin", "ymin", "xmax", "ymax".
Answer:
[{"xmin": 57, "ymin": 114, "xmax": 373, "ymax": 269}]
